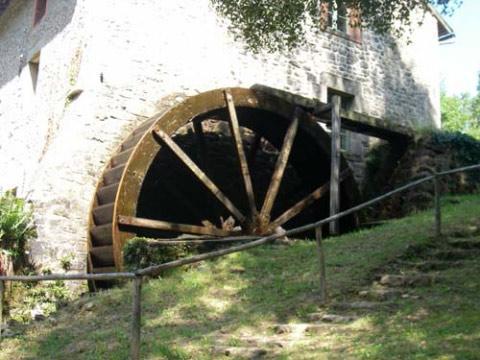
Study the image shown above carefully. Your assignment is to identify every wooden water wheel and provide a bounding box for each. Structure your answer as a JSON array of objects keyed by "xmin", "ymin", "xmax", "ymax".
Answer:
[{"xmin": 88, "ymin": 88, "xmax": 358, "ymax": 280}]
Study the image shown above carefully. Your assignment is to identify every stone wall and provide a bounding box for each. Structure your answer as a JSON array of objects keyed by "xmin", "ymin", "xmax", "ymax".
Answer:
[{"xmin": 0, "ymin": 0, "xmax": 442, "ymax": 274}]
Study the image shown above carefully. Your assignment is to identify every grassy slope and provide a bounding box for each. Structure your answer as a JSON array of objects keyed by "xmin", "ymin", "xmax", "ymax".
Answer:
[{"xmin": 1, "ymin": 194, "xmax": 480, "ymax": 359}]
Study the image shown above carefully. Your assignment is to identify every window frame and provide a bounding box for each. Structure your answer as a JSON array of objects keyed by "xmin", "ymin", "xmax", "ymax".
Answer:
[{"xmin": 321, "ymin": 1, "xmax": 362, "ymax": 44}]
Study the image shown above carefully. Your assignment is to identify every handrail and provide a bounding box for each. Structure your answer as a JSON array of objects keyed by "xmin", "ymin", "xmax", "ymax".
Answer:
[{"xmin": 1, "ymin": 162, "xmax": 479, "ymax": 359}]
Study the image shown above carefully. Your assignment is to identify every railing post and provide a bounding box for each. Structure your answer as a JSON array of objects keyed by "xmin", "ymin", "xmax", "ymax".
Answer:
[
  {"xmin": 315, "ymin": 226, "xmax": 327, "ymax": 303},
  {"xmin": 0, "ymin": 280, "xmax": 4, "ymax": 342},
  {"xmin": 131, "ymin": 276, "xmax": 142, "ymax": 360},
  {"xmin": 433, "ymin": 174, "xmax": 442, "ymax": 238}
]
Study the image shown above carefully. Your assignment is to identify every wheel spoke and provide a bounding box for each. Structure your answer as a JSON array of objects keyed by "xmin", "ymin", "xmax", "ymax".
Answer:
[
  {"xmin": 269, "ymin": 170, "xmax": 350, "ymax": 230},
  {"xmin": 224, "ymin": 90, "xmax": 258, "ymax": 217},
  {"xmin": 152, "ymin": 129, "xmax": 246, "ymax": 223},
  {"xmin": 259, "ymin": 107, "xmax": 301, "ymax": 222},
  {"xmin": 118, "ymin": 215, "xmax": 235, "ymax": 237},
  {"xmin": 141, "ymin": 235, "xmax": 258, "ymax": 245}
]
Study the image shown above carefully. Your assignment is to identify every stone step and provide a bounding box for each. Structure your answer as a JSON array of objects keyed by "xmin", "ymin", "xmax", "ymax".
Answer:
[
  {"xmin": 212, "ymin": 346, "xmax": 268, "ymax": 359},
  {"xmin": 332, "ymin": 301, "xmax": 389, "ymax": 311},
  {"xmin": 358, "ymin": 288, "xmax": 404, "ymax": 301},
  {"xmin": 379, "ymin": 273, "xmax": 440, "ymax": 287},
  {"xmin": 307, "ymin": 313, "xmax": 358, "ymax": 324},
  {"xmin": 447, "ymin": 239, "xmax": 480, "ymax": 250},
  {"xmin": 396, "ymin": 260, "xmax": 463, "ymax": 272},
  {"xmin": 432, "ymin": 249, "xmax": 478, "ymax": 261}
]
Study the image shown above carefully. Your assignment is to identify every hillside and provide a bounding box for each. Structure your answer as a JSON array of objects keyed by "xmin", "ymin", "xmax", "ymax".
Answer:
[{"xmin": 1, "ymin": 194, "xmax": 480, "ymax": 359}]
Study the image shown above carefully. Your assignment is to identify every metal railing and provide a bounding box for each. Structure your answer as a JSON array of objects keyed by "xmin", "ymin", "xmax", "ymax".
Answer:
[{"xmin": 1, "ymin": 163, "xmax": 479, "ymax": 359}]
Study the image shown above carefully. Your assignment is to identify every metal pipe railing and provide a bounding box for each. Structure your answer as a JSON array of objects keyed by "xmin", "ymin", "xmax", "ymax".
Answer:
[{"xmin": 0, "ymin": 163, "xmax": 479, "ymax": 359}]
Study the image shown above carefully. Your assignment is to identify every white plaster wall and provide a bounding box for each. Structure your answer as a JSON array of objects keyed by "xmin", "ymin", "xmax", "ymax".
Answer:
[{"xmin": 0, "ymin": 0, "xmax": 442, "ymax": 274}]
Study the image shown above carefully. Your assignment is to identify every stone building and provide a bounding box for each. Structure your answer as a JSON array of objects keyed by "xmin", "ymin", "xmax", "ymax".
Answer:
[{"xmin": 0, "ymin": 0, "xmax": 453, "ymax": 275}]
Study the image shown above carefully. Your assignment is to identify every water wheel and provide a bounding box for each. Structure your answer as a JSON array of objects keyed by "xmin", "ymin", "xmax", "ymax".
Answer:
[{"xmin": 88, "ymin": 87, "xmax": 358, "ymax": 280}]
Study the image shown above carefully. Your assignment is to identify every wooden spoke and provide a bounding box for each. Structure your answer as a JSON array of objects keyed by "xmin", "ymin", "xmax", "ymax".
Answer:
[
  {"xmin": 224, "ymin": 90, "xmax": 257, "ymax": 217},
  {"xmin": 142, "ymin": 235, "xmax": 258, "ymax": 246},
  {"xmin": 259, "ymin": 107, "xmax": 301, "ymax": 222},
  {"xmin": 269, "ymin": 170, "xmax": 349, "ymax": 230},
  {"xmin": 152, "ymin": 129, "xmax": 246, "ymax": 223},
  {"xmin": 193, "ymin": 119, "xmax": 208, "ymax": 171},
  {"xmin": 118, "ymin": 215, "xmax": 234, "ymax": 237},
  {"xmin": 248, "ymin": 133, "xmax": 262, "ymax": 168}
]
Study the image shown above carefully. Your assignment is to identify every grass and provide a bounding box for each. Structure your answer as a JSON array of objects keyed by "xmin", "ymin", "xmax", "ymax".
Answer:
[{"xmin": 1, "ymin": 194, "xmax": 480, "ymax": 359}]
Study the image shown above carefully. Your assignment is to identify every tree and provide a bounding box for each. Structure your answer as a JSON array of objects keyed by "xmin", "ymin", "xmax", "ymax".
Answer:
[
  {"xmin": 210, "ymin": 0, "xmax": 461, "ymax": 52},
  {"xmin": 441, "ymin": 73, "xmax": 480, "ymax": 140}
]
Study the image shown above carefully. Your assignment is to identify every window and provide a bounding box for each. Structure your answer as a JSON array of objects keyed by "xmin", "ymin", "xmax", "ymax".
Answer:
[
  {"xmin": 33, "ymin": 0, "xmax": 47, "ymax": 26},
  {"xmin": 29, "ymin": 52, "xmax": 41, "ymax": 92},
  {"xmin": 321, "ymin": 1, "xmax": 362, "ymax": 43},
  {"xmin": 328, "ymin": 2, "xmax": 348, "ymax": 33}
]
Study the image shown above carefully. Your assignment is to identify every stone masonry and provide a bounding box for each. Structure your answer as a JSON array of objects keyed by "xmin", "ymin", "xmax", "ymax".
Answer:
[{"xmin": 0, "ymin": 0, "xmax": 443, "ymax": 274}]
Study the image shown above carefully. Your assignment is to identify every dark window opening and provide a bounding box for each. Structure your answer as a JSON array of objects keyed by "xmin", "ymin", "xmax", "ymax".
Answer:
[
  {"xmin": 29, "ymin": 52, "xmax": 41, "ymax": 92},
  {"xmin": 33, "ymin": 0, "xmax": 47, "ymax": 26}
]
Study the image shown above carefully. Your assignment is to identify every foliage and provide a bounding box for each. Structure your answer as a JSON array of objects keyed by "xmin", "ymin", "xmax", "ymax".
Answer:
[
  {"xmin": 431, "ymin": 130, "xmax": 480, "ymax": 185},
  {"xmin": 441, "ymin": 73, "xmax": 480, "ymax": 139},
  {"xmin": 0, "ymin": 191, "xmax": 36, "ymax": 266},
  {"xmin": 9, "ymin": 280, "xmax": 70, "ymax": 324},
  {"xmin": 210, "ymin": 0, "xmax": 461, "ymax": 52},
  {"xmin": 441, "ymin": 92, "xmax": 480, "ymax": 139},
  {"xmin": 123, "ymin": 237, "xmax": 189, "ymax": 271}
]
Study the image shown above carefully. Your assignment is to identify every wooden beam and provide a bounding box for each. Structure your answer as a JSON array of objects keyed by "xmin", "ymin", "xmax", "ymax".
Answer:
[
  {"xmin": 224, "ymin": 90, "xmax": 258, "ymax": 217},
  {"xmin": 260, "ymin": 107, "xmax": 300, "ymax": 222},
  {"xmin": 269, "ymin": 170, "xmax": 349, "ymax": 230},
  {"xmin": 308, "ymin": 109, "xmax": 412, "ymax": 142},
  {"xmin": 152, "ymin": 129, "xmax": 246, "ymax": 223},
  {"xmin": 118, "ymin": 215, "xmax": 234, "ymax": 237},
  {"xmin": 330, "ymin": 95, "xmax": 341, "ymax": 235}
]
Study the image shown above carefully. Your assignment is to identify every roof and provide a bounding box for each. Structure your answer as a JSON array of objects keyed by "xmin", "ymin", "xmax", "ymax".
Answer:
[{"xmin": 428, "ymin": 4, "xmax": 455, "ymax": 41}]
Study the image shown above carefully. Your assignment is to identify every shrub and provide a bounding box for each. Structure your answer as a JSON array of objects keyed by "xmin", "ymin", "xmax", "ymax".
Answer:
[
  {"xmin": 0, "ymin": 191, "xmax": 36, "ymax": 270},
  {"xmin": 123, "ymin": 237, "xmax": 189, "ymax": 271},
  {"xmin": 362, "ymin": 130, "xmax": 480, "ymax": 220}
]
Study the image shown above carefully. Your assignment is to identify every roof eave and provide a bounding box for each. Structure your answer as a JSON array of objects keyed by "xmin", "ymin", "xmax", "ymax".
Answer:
[{"xmin": 428, "ymin": 4, "xmax": 455, "ymax": 42}]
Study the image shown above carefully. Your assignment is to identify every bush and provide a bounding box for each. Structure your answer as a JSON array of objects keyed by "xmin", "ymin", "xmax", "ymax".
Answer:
[
  {"xmin": 362, "ymin": 130, "xmax": 480, "ymax": 220},
  {"xmin": 0, "ymin": 191, "xmax": 36, "ymax": 271},
  {"xmin": 431, "ymin": 131, "xmax": 480, "ymax": 187},
  {"xmin": 123, "ymin": 237, "xmax": 189, "ymax": 271}
]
